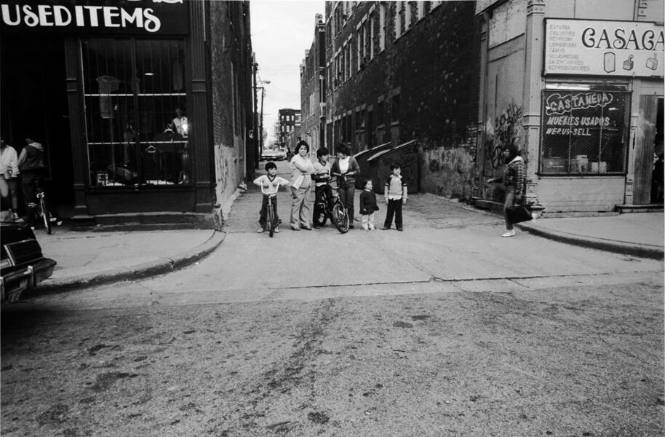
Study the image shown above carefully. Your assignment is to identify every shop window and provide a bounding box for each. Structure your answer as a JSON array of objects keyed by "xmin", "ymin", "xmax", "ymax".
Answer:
[
  {"xmin": 83, "ymin": 39, "xmax": 188, "ymax": 188},
  {"xmin": 540, "ymin": 87, "xmax": 629, "ymax": 175}
]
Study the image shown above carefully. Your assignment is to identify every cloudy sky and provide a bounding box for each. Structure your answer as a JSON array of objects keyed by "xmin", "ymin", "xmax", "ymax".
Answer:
[{"xmin": 250, "ymin": 0, "xmax": 325, "ymax": 145}]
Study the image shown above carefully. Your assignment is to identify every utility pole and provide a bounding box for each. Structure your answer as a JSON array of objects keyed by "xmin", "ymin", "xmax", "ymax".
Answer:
[
  {"xmin": 252, "ymin": 59, "xmax": 259, "ymax": 169},
  {"xmin": 259, "ymin": 86, "xmax": 265, "ymax": 158}
]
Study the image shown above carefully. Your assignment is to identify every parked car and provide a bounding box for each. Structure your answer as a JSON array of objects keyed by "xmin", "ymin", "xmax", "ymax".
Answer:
[
  {"xmin": 1, "ymin": 221, "xmax": 56, "ymax": 304},
  {"xmin": 261, "ymin": 148, "xmax": 287, "ymax": 161}
]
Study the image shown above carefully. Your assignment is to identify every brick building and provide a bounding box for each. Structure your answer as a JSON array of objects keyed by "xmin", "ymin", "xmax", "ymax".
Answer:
[
  {"xmin": 300, "ymin": 13, "xmax": 327, "ymax": 153},
  {"xmin": 323, "ymin": 1, "xmax": 480, "ymax": 199},
  {"xmin": 0, "ymin": 0, "xmax": 254, "ymax": 227},
  {"xmin": 278, "ymin": 108, "xmax": 301, "ymax": 150}
]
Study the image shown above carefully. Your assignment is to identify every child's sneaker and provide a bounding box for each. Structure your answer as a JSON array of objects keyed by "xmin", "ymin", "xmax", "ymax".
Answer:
[
  {"xmin": 257, "ymin": 227, "xmax": 264, "ymax": 233},
  {"xmin": 501, "ymin": 229, "xmax": 516, "ymax": 237},
  {"xmin": 274, "ymin": 226, "xmax": 280, "ymax": 233},
  {"xmin": 369, "ymin": 224, "xmax": 375, "ymax": 231}
]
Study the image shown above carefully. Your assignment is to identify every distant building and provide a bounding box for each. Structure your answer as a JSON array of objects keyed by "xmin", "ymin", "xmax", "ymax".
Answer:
[
  {"xmin": 300, "ymin": 13, "xmax": 327, "ymax": 153},
  {"xmin": 278, "ymin": 108, "xmax": 301, "ymax": 150}
]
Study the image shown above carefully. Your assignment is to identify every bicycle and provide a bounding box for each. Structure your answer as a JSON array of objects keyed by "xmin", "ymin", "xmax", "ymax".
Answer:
[
  {"xmin": 25, "ymin": 179, "xmax": 58, "ymax": 234},
  {"xmin": 313, "ymin": 180, "xmax": 350, "ymax": 234},
  {"xmin": 260, "ymin": 182, "xmax": 279, "ymax": 237}
]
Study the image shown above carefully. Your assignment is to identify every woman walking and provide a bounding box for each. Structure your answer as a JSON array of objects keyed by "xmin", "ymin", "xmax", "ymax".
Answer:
[
  {"xmin": 487, "ymin": 141, "xmax": 526, "ymax": 237},
  {"xmin": 289, "ymin": 140, "xmax": 315, "ymax": 230},
  {"xmin": 331, "ymin": 144, "xmax": 361, "ymax": 228}
]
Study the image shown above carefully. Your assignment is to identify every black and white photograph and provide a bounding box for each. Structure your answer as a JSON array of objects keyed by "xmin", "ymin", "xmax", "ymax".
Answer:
[{"xmin": 0, "ymin": 0, "xmax": 663, "ymax": 435}]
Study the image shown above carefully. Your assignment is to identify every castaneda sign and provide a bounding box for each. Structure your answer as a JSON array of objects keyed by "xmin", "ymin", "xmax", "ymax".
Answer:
[
  {"xmin": 0, "ymin": 0, "xmax": 188, "ymax": 35},
  {"xmin": 545, "ymin": 18, "xmax": 664, "ymax": 77}
]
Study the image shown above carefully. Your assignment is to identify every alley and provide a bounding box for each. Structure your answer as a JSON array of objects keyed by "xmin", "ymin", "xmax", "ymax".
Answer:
[{"xmin": 2, "ymin": 159, "xmax": 664, "ymax": 436}]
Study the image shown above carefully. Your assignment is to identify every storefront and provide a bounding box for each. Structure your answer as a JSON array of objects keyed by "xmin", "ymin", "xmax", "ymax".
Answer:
[
  {"xmin": 1, "ymin": 0, "xmax": 216, "ymax": 220},
  {"xmin": 476, "ymin": 0, "xmax": 663, "ymax": 214},
  {"xmin": 540, "ymin": 17, "xmax": 664, "ymax": 211}
]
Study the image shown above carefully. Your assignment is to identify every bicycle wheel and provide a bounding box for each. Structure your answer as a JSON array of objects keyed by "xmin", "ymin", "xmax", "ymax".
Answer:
[
  {"xmin": 266, "ymin": 200, "xmax": 275, "ymax": 237},
  {"xmin": 313, "ymin": 201, "xmax": 328, "ymax": 227},
  {"xmin": 331, "ymin": 201, "xmax": 349, "ymax": 234},
  {"xmin": 40, "ymin": 195, "xmax": 52, "ymax": 234}
]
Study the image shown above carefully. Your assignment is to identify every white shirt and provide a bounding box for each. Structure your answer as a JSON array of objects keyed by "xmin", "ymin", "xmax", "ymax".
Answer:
[
  {"xmin": 338, "ymin": 157, "xmax": 350, "ymax": 174},
  {"xmin": 0, "ymin": 145, "xmax": 19, "ymax": 178}
]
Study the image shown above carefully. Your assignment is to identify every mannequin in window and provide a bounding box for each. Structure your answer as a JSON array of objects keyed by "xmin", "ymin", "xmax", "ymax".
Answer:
[{"xmin": 166, "ymin": 107, "xmax": 188, "ymax": 138}]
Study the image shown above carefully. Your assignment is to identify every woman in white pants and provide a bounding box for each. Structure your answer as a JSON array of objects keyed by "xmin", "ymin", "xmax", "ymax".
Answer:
[{"xmin": 289, "ymin": 141, "xmax": 315, "ymax": 230}]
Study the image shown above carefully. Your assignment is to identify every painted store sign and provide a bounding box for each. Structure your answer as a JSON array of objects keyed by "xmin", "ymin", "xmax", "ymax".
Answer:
[
  {"xmin": 545, "ymin": 18, "xmax": 664, "ymax": 77},
  {"xmin": 0, "ymin": 0, "xmax": 188, "ymax": 35}
]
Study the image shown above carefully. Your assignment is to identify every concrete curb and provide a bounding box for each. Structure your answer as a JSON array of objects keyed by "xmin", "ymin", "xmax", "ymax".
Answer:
[
  {"xmin": 517, "ymin": 222, "xmax": 664, "ymax": 260},
  {"xmin": 34, "ymin": 231, "xmax": 227, "ymax": 295}
]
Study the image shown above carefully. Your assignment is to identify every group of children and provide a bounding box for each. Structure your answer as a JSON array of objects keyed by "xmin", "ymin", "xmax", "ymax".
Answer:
[{"xmin": 253, "ymin": 147, "xmax": 407, "ymax": 233}]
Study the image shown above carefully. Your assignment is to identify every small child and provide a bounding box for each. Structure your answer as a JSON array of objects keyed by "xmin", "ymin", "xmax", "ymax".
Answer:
[
  {"xmin": 383, "ymin": 163, "xmax": 407, "ymax": 231},
  {"xmin": 253, "ymin": 162, "xmax": 289, "ymax": 233},
  {"xmin": 359, "ymin": 179, "xmax": 380, "ymax": 230}
]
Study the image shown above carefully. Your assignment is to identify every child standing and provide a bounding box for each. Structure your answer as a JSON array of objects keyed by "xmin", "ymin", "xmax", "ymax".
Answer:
[
  {"xmin": 253, "ymin": 162, "xmax": 289, "ymax": 233},
  {"xmin": 383, "ymin": 163, "xmax": 407, "ymax": 231},
  {"xmin": 359, "ymin": 179, "xmax": 379, "ymax": 230}
]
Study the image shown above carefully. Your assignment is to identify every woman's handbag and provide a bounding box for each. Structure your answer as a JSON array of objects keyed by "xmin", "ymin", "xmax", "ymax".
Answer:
[{"xmin": 506, "ymin": 202, "xmax": 532, "ymax": 224}]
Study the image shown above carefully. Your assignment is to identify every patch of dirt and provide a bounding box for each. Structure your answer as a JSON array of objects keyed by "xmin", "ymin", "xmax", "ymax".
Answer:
[
  {"xmin": 36, "ymin": 403, "xmax": 69, "ymax": 426},
  {"xmin": 90, "ymin": 372, "xmax": 138, "ymax": 392}
]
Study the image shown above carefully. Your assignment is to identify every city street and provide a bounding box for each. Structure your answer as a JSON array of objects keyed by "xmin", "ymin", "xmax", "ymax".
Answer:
[{"xmin": 2, "ymin": 162, "xmax": 663, "ymax": 436}]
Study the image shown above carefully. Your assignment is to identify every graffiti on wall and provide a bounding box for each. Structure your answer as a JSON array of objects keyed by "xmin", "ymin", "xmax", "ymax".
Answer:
[{"xmin": 485, "ymin": 103, "xmax": 523, "ymax": 169}]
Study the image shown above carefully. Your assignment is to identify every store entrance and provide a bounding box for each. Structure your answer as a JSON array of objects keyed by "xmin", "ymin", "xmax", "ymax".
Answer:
[
  {"xmin": 651, "ymin": 98, "xmax": 663, "ymax": 204},
  {"xmin": 1, "ymin": 34, "xmax": 74, "ymax": 217}
]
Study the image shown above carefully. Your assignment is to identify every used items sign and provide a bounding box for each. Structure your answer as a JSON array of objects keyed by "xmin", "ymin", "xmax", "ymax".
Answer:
[
  {"xmin": 0, "ymin": 0, "xmax": 188, "ymax": 35},
  {"xmin": 545, "ymin": 18, "xmax": 664, "ymax": 77}
]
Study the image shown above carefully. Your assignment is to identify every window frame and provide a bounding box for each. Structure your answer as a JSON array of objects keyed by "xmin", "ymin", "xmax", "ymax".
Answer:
[{"xmin": 539, "ymin": 83, "xmax": 631, "ymax": 176}]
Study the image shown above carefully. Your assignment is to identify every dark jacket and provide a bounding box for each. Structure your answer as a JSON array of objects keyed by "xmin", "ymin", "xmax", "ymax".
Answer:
[
  {"xmin": 359, "ymin": 190, "xmax": 379, "ymax": 215},
  {"xmin": 330, "ymin": 156, "xmax": 361, "ymax": 187},
  {"xmin": 19, "ymin": 142, "xmax": 45, "ymax": 173}
]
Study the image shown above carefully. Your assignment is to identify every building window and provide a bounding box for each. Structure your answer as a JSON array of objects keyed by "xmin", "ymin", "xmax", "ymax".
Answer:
[
  {"xmin": 369, "ymin": 12, "xmax": 375, "ymax": 60},
  {"xmin": 394, "ymin": 1, "xmax": 403, "ymax": 39},
  {"xmin": 379, "ymin": 3, "xmax": 387, "ymax": 52},
  {"xmin": 417, "ymin": 1, "xmax": 425, "ymax": 21},
  {"xmin": 540, "ymin": 88, "xmax": 629, "ymax": 175},
  {"xmin": 83, "ymin": 38, "xmax": 189, "ymax": 188},
  {"xmin": 377, "ymin": 100, "xmax": 385, "ymax": 127},
  {"xmin": 391, "ymin": 94, "xmax": 400, "ymax": 122}
]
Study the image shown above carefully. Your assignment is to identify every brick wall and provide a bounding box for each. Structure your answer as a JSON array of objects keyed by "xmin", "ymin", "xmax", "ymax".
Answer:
[
  {"xmin": 209, "ymin": 1, "xmax": 253, "ymax": 214},
  {"xmin": 324, "ymin": 1, "xmax": 480, "ymax": 200}
]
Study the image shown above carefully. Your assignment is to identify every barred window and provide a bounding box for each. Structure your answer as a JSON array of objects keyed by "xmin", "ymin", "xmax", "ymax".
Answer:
[{"xmin": 83, "ymin": 39, "xmax": 189, "ymax": 188}]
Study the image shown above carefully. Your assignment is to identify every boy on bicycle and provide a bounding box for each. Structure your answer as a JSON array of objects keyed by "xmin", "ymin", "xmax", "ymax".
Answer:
[
  {"xmin": 312, "ymin": 147, "xmax": 331, "ymax": 228},
  {"xmin": 253, "ymin": 161, "xmax": 289, "ymax": 233}
]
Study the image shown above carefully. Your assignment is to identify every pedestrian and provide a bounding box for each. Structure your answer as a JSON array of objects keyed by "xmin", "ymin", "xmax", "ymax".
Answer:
[
  {"xmin": 0, "ymin": 138, "xmax": 20, "ymax": 220},
  {"xmin": 331, "ymin": 144, "xmax": 361, "ymax": 229},
  {"xmin": 312, "ymin": 147, "xmax": 332, "ymax": 228},
  {"xmin": 289, "ymin": 140, "xmax": 315, "ymax": 230},
  {"xmin": 359, "ymin": 178, "xmax": 379, "ymax": 231},
  {"xmin": 383, "ymin": 163, "xmax": 407, "ymax": 231},
  {"xmin": 651, "ymin": 152, "xmax": 663, "ymax": 204},
  {"xmin": 18, "ymin": 138, "xmax": 46, "ymax": 224},
  {"xmin": 487, "ymin": 140, "xmax": 527, "ymax": 237},
  {"xmin": 253, "ymin": 161, "xmax": 289, "ymax": 233}
]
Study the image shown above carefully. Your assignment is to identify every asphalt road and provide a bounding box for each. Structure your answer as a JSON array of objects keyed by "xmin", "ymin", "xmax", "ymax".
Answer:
[{"xmin": 2, "ymin": 172, "xmax": 663, "ymax": 436}]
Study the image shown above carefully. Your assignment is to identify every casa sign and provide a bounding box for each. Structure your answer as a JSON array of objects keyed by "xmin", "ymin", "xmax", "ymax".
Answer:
[
  {"xmin": 0, "ymin": 0, "xmax": 188, "ymax": 35},
  {"xmin": 545, "ymin": 18, "xmax": 664, "ymax": 77}
]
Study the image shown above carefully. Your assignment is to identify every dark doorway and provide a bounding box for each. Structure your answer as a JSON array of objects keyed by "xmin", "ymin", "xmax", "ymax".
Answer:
[{"xmin": 1, "ymin": 34, "xmax": 73, "ymax": 216}]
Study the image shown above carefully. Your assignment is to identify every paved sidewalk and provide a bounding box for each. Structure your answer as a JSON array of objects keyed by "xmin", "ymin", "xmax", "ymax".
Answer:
[
  {"xmin": 517, "ymin": 212, "xmax": 664, "ymax": 259},
  {"xmin": 35, "ymin": 228, "xmax": 225, "ymax": 293}
]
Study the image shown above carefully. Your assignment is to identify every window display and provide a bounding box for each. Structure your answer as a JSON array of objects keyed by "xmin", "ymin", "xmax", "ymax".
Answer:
[
  {"xmin": 83, "ymin": 39, "xmax": 189, "ymax": 188},
  {"xmin": 540, "ymin": 87, "xmax": 629, "ymax": 175}
]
